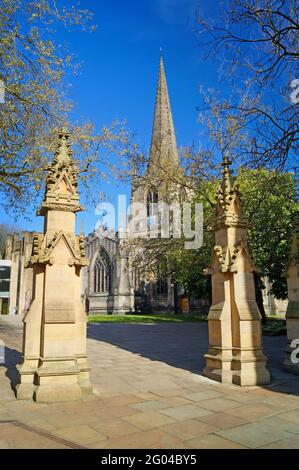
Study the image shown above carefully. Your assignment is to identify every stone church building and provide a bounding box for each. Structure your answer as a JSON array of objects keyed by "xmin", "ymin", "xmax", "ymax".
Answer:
[
  {"xmin": 2, "ymin": 56, "xmax": 203, "ymax": 316},
  {"xmin": 0, "ymin": 56, "xmax": 285, "ymax": 317}
]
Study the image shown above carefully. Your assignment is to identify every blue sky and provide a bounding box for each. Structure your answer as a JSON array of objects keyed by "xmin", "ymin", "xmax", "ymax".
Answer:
[{"xmin": 2, "ymin": 0, "xmax": 222, "ymax": 234}]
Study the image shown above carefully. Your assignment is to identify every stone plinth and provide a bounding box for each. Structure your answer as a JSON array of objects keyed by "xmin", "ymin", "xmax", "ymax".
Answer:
[
  {"xmin": 16, "ymin": 128, "xmax": 92, "ymax": 402},
  {"xmin": 203, "ymin": 157, "xmax": 270, "ymax": 386}
]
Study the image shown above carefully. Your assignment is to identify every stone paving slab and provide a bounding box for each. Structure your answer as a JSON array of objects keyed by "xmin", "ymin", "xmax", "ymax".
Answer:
[{"xmin": 0, "ymin": 316, "xmax": 299, "ymax": 449}]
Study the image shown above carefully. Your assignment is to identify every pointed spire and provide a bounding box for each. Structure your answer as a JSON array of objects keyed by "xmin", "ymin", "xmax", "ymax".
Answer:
[
  {"xmin": 215, "ymin": 154, "xmax": 249, "ymax": 228},
  {"xmin": 38, "ymin": 127, "xmax": 83, "ymax": 215},
  {"xmin": 220, "ymin": 154, "xmax": 234, "ymax": 196},
  {"xmin": 149, "ymin": 53, "xmax": 179, "ymax": 173}
]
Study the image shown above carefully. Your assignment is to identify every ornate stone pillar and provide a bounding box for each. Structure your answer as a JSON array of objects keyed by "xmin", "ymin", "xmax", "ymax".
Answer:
[
  {"xmin": 114, "ymin": 237, "xmax": 134, "ymax": 314},
  {"xmin": 283, "ymin": 212, "xmax": 299, "ymax": 374},
  {"xmin": 203, "ymin": 156, "xmax": 270, "ymax": 386},
  {"xmin": 16, "ymin": 128, "xmax": 92, "ymax": 402}
]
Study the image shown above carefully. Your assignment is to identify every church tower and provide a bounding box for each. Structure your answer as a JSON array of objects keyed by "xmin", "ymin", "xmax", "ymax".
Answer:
[
  {"xmin": 130, "ymin": 53, "xmax": 182, "ymax": 312},
  {"xmin": 131, "ymin": 52, "xmax": 181, "ymax": 217},
  {"xmin": 148, "ymin": 52, "xmax": 180, "ymax": 175}
]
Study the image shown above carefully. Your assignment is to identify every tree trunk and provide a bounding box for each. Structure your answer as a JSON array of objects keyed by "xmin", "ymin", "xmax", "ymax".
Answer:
[{"xmin": 254, "ymin": 272, "xmax": 267, "ymax": 324}]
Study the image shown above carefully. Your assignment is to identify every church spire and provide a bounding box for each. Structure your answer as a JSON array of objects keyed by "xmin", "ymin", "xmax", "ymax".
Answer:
[{"xmin": 148, "ymin": 53, "xmax": 179, "ymax": 173}]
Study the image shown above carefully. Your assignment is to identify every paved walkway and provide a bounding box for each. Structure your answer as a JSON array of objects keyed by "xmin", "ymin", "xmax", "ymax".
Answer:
[{"xmin": 1, "ymin": 316, "xmax": 299, "ymax": 449}]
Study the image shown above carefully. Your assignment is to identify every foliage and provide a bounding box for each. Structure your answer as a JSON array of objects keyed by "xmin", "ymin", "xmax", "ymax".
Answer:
[
  {"xmin": 170, "ymin": 168, "xmax": 297, "ymax": 300},
  {"xmin": 238, "ymin": 168, "xmax": 298, "ymax": 298},
  {"xmin": 0, "ymin": 0, "xmax": 136, "ymax": 216},
  {"xmin": 196, "ymin": 0, "xmax": 299, "ymax": 171},
  {"xmin": 262, "ymin": 317, "xmax": 286, "ymax": 336}
]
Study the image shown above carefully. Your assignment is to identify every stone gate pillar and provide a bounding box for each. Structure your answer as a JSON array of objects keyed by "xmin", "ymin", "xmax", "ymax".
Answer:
[
  {"xmin": 16, "ymin": 128, "xmax": 92, "ymax": 402},
  {"xmin": 203, "ymin": 156, "xmax": 270, "ymax": 386},
  {"xmin": 283, "ymin": 212, "xmax": 299, "ymax": 374}
]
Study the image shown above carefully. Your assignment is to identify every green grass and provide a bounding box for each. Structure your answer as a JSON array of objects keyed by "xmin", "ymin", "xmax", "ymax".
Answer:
[
  {"xmin": 88, "ymin": 313, "xmax": 287, "ymax": 334},
  {"xmin": 88, "ymin": 313, "xmax": 208, "ymax": 324},
  {"xmin": 262, "ymin": 317, "xmax": 286, "ymax": 336}
]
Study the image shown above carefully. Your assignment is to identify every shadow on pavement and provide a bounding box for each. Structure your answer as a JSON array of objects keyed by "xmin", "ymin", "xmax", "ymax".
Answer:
[{"xmin": 88, "ymin": 322, "xmax": 299, "ymax": 396}]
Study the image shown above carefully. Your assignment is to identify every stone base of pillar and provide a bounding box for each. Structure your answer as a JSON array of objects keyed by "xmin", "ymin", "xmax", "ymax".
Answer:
[
  {"xmin": 77, "ymin": 355, "xmax": 93, "ymax": 395},
  {"xmin": 15, "ymin": 383, "xmax": 36, "ymax": 400},
  {"xmin": 231, "ymin": 350, "xmax": 271, "ymax": 386},
  {"xmin": 17, "ymin": 356, "xmax": 92, "ymax": 402},
  {"xmin": 203, "ymin": 348, "xmax": 234, "ymax": 384},
  {"xmin": 203, "ymin": 348, "xmax": 271, "ymax": 386},
  {"xmin": 33, "ymin": 358, "xmax": 82, "ymax": 403},
  {"xmin": 15, "ymin": 358, "xmax": 39, "ymax": 400},
  {"xmin": 34, "ymin": 384, "xmax": 82, "ymax": 403}
]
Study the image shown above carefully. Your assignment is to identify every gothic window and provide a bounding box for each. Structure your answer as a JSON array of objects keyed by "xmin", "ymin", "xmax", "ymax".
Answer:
[
  {"xmin": 133, "ymin": 267, "xmax": 140, "ymax": 291},
  {"xmin": 156, "ymin": 257, "xmax": 168, "ymax": 295},
  {"xmin": 93, "ymin": 249, "xmax": 111, "ymax": 294},
  {"xmin": 146, "ymin": 188, "xmax": 158, "ymax": 217},
  {"xmin": 157, "ymin": 278, "xmax": 168, "ymax": 295}
]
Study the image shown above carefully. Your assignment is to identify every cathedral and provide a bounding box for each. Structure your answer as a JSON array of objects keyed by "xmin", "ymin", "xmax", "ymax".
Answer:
[
  {"xmin": 1, "ymin": 55, "xmax": 203, "ymax": 316},
  {"xmin": 0, "ymin": 55, "xmax": 285, "ymax": 317}
]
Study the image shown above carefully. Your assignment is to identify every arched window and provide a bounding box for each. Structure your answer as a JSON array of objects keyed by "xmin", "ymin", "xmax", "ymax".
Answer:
[
  {"xmin": 93, "ymin": 249, "xmax": 111, "ymax": 294},
  {"xmin": 156, "ymin": 257, "xmax": 168, "ymax": 295},
  {"xmin": 146, "ymin": 188, "xmax": 158, "ymax": 217}
]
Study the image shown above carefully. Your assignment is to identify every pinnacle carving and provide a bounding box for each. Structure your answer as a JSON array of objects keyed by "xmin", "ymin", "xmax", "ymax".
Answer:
[
  {"xmin": 215, "ymin": 156, "xmax": 250, "ymax": 228},
  {"xmin": 38, "ymin": 128, "xmax": 83, "ymax": 215},
  {"xmin": 207, "ymin": 157, "xmax": 257, "ymax": 273},
  {"xmin": 29, "ymin": 231, "xmax": 88, "ymax": 267}
]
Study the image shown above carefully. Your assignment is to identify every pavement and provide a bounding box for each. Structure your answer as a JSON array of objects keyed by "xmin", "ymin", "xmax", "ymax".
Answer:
[{"xmin": 0, "ymin": 315, "xmax": 299, "ymax": 449}]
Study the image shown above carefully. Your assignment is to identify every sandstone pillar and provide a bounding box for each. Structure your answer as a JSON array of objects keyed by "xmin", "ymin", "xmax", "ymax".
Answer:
[
  {"xmin": 203, "ymin": 156, "xmax": 270, "ymax": 386},
  {"xmin": 283, "ymin": 212, "xmax": 299, "ymax": 374},
  {"xmin": 16, "ymin": 128, "xmax": 92, "ymax": 402},
  {"xmin": 114, "ymin": 238, "xmax": 134, "ymax": 314}
]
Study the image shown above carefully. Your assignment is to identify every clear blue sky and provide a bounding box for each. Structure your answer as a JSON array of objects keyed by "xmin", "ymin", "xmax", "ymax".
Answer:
[{"xmin": 2, "ymin": 0, "xmax": 221, "ymax": 235}]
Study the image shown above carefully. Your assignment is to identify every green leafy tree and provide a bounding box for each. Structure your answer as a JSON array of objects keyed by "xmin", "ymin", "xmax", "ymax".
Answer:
[
  {"xmin": 0, "ymin": 0, "xmax": 135, "ymax": 216},
  {"xmin": 170, "ymin": 168, "xmax": 298, "ymax": 302},
  {"xmin": 238, "ymin": 168, "xmax": 298, "ymax": 299}
]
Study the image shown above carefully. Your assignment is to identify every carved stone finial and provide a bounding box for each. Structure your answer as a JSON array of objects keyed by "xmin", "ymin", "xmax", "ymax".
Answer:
[
  {"xmin": 38, "ymin": 128, "xmax": 83, "ymax": 215},
  {"xmin": 220, "ymin": 154, "xmax": 234, "ymax": 197},
  {"xmin": 55, "ymin": 128, "xmax": 72, "ymax": 166}
]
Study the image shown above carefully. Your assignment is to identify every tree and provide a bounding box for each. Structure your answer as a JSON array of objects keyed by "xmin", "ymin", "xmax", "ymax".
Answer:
[
  {"xmin": 196, "ymin": 0, "xmax": 299, "ymax": 172},
  {"xmin": 238, "ymin": 167, "xmax": 298, "ymax": 299},
  {"xmin": 169, "ymin": 168, "xmax": 298, "ymax": 302},
  {"xmin": 0, "ymin": 1, "xmax": 135, "ymax": 216}
]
